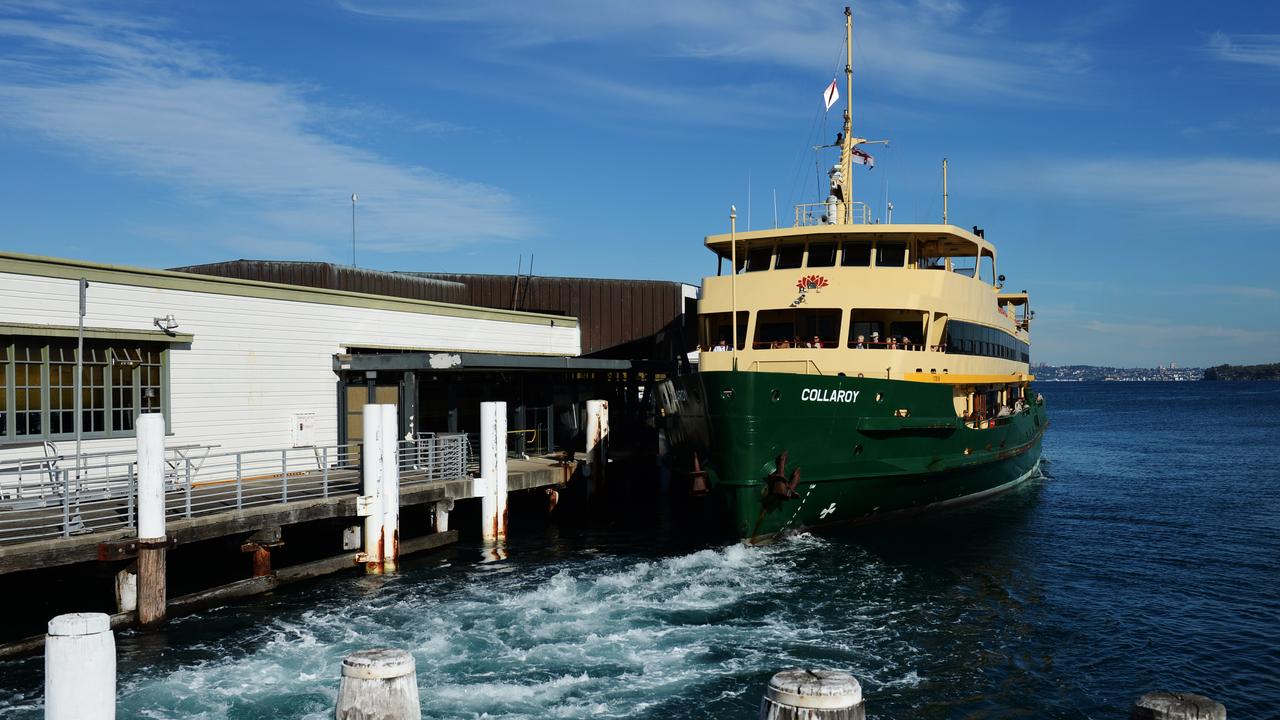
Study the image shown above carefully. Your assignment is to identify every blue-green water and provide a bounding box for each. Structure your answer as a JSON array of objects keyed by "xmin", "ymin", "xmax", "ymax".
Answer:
[{"xmin": 1, "ymin": 381, "xmax": 1277, "ymax": 718}]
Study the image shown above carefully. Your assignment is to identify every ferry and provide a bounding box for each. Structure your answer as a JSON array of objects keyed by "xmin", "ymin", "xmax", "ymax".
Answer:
[{"xmin": 659, "ymin": 6, "xmax": 1046, "ymax": 542}]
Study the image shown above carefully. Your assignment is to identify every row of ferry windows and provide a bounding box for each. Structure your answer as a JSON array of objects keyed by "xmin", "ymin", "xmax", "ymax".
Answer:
[
  {"xmin": 701, "ymin": 310, "xmax": 1029, "ymax": 362},
  {"xmin": 732, "ymin": 240, "xmax": 997, "ymax": 282},
  {"xmin": 742, "ymin": 241, "xmax": 907, "ymax": 271}
]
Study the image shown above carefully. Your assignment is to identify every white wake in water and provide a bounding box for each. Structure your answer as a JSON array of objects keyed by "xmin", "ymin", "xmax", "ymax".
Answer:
[{"xmin": 6, "ymin": 534, "xmax": 924, "ymax": 719}]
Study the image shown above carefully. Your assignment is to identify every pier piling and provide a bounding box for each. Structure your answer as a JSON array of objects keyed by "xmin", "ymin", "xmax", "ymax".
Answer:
[
  {"xmin": 335, "ymin": 648, "xmax": 421, "ymax": 720},
  {"xmin": 135, "ymin": 414, "xmax": 167, "ymax": 626},
  {"xmin": 1130, "ymin": 691, "xmax": 1226, "ymax": 720},
  {"xmin": 379, "ymin": 404, "xmax": 400, "ymax": 572},
  {"xmin": 359, "ymin": 404, "xmax": 387, "ymax": 573},
  {"xmin": 584, "ymin": 400, "xmax": 609, "ymax": 499},
  {"xmin": 45, "ymin": 612, "xmax": 115, "ymax": 720},
  {"xmin": 759, "ymin": 669, "xmax": 864, "ymax": 720},
  {"xmin": 479, "ymin": 401, "xmax": 508, "ymax": 541}
]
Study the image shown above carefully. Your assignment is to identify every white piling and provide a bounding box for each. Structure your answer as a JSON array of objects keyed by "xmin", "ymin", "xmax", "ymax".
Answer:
[
  {"xmin": 1131, "ymin": 691, "xmax": 1226, "ymax": 720},
  {"xmin": 335, "ymin": 648, "xmax": 421, "ymax": 720},
  {"xmin": 479, "ymin": 401, "xmax": 508, "ymax": 541},
  {"xmin": 135, "ymin": 414, "xmax": 167, "ymax": 625},
  {"xmin": 759, "ymin": 669, "xmax": 864, "ymax": 720},
  {"xmin": 379, "ymin": 404, "xmax": 400, "ymax": 572},
  {"xmin": 435, "ymin": 498, "xmax": 453, "ymax": 533},
  {"xmin": 113, "ymin": 569, "xmax": 137, "ymax": 614},
  {"xmin": 45, "ymin": 612, "xmax": 116, "ymax": 720},
  {"xmin": 360, "ymin": 404, "xmax": 386, "ymax": 573},
  {"xmin": 584, "ymin": 400, "xmax": 609, "ymax": 498}
]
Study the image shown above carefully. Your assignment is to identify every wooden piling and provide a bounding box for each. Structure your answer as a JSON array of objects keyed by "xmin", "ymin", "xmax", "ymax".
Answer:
[
  {"xmin": 759, "ymin": 669, "xmax": 864, "ymax": 720},
  {"xmin": 135, "ymin": 415, "xmax": 167, "ymax": 626},
  {"xmin": 335, "ymin": 648, "xmax": 421, "ymax": 720},
  {"xmin": 1130, "ymin": 691, "xmax": 1226, "ymax": 720}
]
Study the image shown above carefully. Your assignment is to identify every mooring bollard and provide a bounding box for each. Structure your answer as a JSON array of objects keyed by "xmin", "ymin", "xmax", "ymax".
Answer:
[
  {"xmin": 135, "ymin": 414, "xmax": 167, "ymax": 626},
  {"xmin": 45, "ymin": 612, "xmax": 116, "ymax": 720},
  {"xmin": 335, "ymin": 648, "xmax": 421, "ymax": 720},
  {"xmin": 479, "ymin": 401, "xmax": 508, "ymax": 542},
  {"xmin": 759, "ymin": 669, "xmax": 864, "ymax": 720},
  {"xmin": 1130, "ymin": 691, "xmax": 1226, "ymax": 720}
]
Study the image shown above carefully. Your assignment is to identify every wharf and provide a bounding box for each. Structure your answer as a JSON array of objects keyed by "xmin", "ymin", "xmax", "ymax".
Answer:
[{"xmin": 0, "ymin": 454, "xmax": 574, "ymax": 575}]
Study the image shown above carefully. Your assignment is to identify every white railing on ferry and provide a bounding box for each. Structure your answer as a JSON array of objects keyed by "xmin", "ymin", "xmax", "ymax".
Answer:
[{"xmin": 794, "ymin": 200, "xmax": 872, "ymax": 226}]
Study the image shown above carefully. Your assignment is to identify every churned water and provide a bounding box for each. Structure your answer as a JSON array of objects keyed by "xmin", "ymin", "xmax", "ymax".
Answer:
[{"xmin": 1, "ymin": 381, "xmax": 1277, "ymax": 718}]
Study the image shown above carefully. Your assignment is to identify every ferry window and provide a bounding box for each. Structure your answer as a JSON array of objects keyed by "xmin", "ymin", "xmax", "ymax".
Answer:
[
  {"xmin": 848, "ymin": 319, "xmax": 885, "ymax": 348},
  {"xmin": 951, "ymin": 254, "xmax": 977, "ymax": 278},
  {"xmin": 841, "ymin": 242, "xmax": 872, "ymax": 266},
  {"xmin": 775, "ymin": 244, "xmax": 804, "ymax": 270},
  {"xmin": 876, "ymin": 242, "xmax": 906, "ymax": 267},
  {"xmin": 754, "ymin": 309, "xmax": 841, "ymax": 349},
  {"xmin": 744, "ymin": 246, "xmax": 773, "ymax": 272},
  {"xmin": 701, "ymin": 312, "xmax": 748, "ymax": 350},
  {"xmin": 807, "ymin": 242, "xmax": 837, "ymax": 267},
  {"xmin": 979, "ymin": 250, "xmax": 996, "ymax": 285}
]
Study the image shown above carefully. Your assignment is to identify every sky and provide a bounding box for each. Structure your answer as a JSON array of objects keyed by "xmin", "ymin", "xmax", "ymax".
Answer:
[{"xmin": 0, "ymin": 0, "xmax": 1277, "ymax": 368}]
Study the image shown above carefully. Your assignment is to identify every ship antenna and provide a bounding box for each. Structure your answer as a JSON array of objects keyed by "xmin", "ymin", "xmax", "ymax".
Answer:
[{"xmin": 832, "ymin": 6, "xmax": 888, "ymax": 225}]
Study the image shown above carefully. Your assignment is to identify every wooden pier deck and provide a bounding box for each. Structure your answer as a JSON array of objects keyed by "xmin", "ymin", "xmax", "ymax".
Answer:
[{"xmin": 0, "ymin": 454, "xmax": 574, "ymax": 575}]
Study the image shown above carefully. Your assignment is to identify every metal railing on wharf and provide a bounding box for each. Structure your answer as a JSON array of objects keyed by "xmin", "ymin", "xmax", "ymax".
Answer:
[{"xmin": 0, "ymin": 434, "xmax": 470, "ymax": 545}]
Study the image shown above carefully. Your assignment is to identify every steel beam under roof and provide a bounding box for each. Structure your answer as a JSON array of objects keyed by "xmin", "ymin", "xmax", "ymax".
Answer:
[{"xmin": 334, "ymin": 352, "xmax": 633, "ymax": 373}]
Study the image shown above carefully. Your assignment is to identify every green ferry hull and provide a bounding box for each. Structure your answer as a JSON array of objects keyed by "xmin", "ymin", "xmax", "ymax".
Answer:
[{"xmin": 662, "ymin": 370, "xmax": 1046, "ymax": 541}]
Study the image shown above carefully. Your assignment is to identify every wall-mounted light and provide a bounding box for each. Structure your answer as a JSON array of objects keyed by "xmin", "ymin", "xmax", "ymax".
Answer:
[{"xmin": 153, "ymin": 315, "xmax": 179, "ymax": 336}]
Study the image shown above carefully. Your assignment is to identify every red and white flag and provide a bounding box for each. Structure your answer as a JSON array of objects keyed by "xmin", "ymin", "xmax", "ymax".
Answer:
[
  {"xmin": 823, "ymin": 78, "xmax": 839, "ymax": 111},
  {"xmin": 851, "ymin": 147, "xmax": 875, "ymax": 168}
]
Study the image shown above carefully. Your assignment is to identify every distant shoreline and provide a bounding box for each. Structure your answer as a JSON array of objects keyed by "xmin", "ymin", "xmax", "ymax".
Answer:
[{"xmin": 1202, "ymin": 363, "xmax": 1280, "ymax": 381}]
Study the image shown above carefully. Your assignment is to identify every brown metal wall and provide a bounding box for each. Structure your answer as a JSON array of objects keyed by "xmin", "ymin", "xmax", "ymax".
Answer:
[
  {"xmin": 410, "ymin": 273, "xmax": 685, "ymax": 356},
  {"xmin": 169, "ymin": 261, "xmax": 687, "ymax": 356},
  {"xmin": 170, "ymin": 261, "xmax": 466, "ymax": 304}
]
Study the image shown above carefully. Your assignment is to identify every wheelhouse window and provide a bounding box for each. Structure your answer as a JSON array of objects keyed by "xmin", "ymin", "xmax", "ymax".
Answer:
[
  {"xmin": 876, "ymin": 242, "xmax": 907, "ymax": 267},
  {"xmin": 942, "ymin": 320, "xmax": 1029, "ymax": 362},
  {"xmin": 0, "ymin": 338, "xmax": 169, "ymax": 445},
  {"xmin": 701, "ymin": 311, "xmax": 748, "ymax": 350},
  {"xmin": 743, "ymin": 246, "xmax": 773, "ymax": 272},
  {"xmin": 775, "ymin": 244, "xmax": 804, "ymax": 270},
  {"xmin": 841, "ymin": 242, "xmax": 872, "ymax": 267},
  {"xmin": 807, "ymin": 242, "xmax": 837, "ymax": 267},
  {"xmin": 753, "ymin": 309, "xmax": 841, "ymax": 349}
]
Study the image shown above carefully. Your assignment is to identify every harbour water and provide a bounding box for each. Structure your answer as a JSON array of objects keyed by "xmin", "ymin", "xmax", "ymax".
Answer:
[{"xmin": 1, "ymin": 381, "xmax": 1277, "ymax": 718}]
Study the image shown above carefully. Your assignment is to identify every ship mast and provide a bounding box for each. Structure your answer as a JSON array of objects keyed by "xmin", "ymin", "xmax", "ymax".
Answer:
[{"xmin": 836, "ymin": 6, "xmax": 854, "ymax": 222}]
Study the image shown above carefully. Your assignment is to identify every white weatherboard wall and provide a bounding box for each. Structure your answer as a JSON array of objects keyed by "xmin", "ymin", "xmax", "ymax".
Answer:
[{"xmin": 0, "ymin": 256, "xmax": 580, "ymax": 465}]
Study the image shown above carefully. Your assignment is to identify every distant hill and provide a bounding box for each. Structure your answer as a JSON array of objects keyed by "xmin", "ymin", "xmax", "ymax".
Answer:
[{"xmin": 1202, "ymin": 363, "xmax": 1280, "ymax": 381}]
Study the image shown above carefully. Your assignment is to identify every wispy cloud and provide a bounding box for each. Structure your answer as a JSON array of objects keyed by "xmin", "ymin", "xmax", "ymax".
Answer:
[
  {"xmin": 340, "ymin": 0, "xmax": 1092, "ymax": 105},
  {"xmin": 995, "ymin": 156, "xmax": 1280, "ymax": 225},
  {"xmin": 1208, "ymin": 31, "xmax": 1280, "ymax": 68},
  {"xmin": 0, "ymin": 2, "xmax": 526, "ymax": 255}
]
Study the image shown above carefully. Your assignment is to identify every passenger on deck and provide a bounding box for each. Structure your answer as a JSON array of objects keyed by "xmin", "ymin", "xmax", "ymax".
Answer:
[
  {"xmin": 810, "ymin": 335, "xmax": 823, "ymax": 348},
  {"xmin": 713, "ymin": 339, "xmax": 730, "ymax": 351},
  {"xmin": 888, "ymin": 337, "xmax": 898, "ymax": 350},
  {"xmin": 855, "ymin": 334, "xmax": 866, "ymax": 348},
  {"xmin": 870, "ymin": 331, "xmax": 880, "ymax": 346},
  {"xmin": 901, "ymin": 335, "xmax": 911, "ymax": 350}
]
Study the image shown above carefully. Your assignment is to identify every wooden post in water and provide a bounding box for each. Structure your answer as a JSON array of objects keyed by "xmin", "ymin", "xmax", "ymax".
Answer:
[
  {"xmin": 135, "ymin": 414, "xmax": 167, "ymax": 626},
  {"xmin": 1130, "ymin": 691, "xmax": 1225, "ymax": 720},
  {"xmin": 335, "ymin": 648, "xmax": 420, "ymax": 720},
  {"xmin": 759, "ymin": 669, "xmax": 864, "ymax": 720},
  {"xmin": 45, "ymin": 612, "xmax": 116, "ymax": 720}
]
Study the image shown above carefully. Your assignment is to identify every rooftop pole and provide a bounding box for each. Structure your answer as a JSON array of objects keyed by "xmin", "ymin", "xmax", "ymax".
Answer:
[
  {"xmin": 351, "ymin": 193, "xmax": 358, "ymax": 267},
  {"xmin": 942, "ymin": 158, "xmax": 949, "ymax": 224}
]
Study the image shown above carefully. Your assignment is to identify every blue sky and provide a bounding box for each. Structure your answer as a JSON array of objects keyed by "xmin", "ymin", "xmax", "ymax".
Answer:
[{"xmin": 1, "ymin": 0, "xmax": 1277, "ymax": 367}]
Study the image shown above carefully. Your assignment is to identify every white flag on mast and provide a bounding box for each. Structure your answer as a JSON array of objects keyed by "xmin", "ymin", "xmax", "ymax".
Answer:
[
  {"xmin": 823, "ymin": 78, "xmax": 839, "ymax": 111},
  {"xmin": 852, "ymin": 147, "xmax": 875, "ymax": 168}
]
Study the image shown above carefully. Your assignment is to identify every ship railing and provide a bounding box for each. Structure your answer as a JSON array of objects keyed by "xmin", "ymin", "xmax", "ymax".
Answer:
[{"xmin": 794, "ymin": 201, "xmax": 872, "ymax": 226}]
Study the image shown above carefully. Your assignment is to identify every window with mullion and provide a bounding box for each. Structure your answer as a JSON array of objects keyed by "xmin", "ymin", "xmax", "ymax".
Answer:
[
  {"xmin": 111, "ymin": 347, "xmax": 139, "ymax": 433},
  {"xmin": 48, "ymin": 344, "xmax": 76, "ymax": 436},
  {"xmin": 0, "ymin": 344, "xmax": 8, "ymax": 438},
  {"xmin": 14, "ymin": 344, "xmax": 42, "ymax": 437}
]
